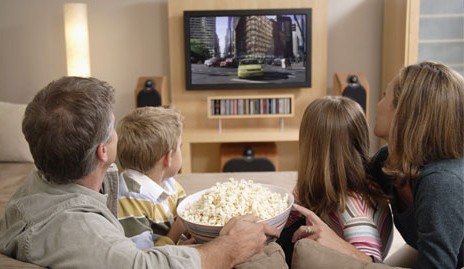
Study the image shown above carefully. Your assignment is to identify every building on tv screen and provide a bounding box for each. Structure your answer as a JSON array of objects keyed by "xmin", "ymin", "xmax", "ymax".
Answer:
[{"xmin": 185, "ymin": 9, "xmax": 311, "ymax": 90}]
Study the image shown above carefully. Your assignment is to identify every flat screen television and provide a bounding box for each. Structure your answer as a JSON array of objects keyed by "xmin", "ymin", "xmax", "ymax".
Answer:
[{"xmin": 183, "ymin": 9, "xmax": 312, "ymax": 90}]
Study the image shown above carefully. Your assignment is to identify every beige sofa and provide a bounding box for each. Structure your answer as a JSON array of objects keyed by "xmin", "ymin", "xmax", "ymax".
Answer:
[{"xmin": 0, "ymin": 163, "xmax": 43, "ymax": 268}]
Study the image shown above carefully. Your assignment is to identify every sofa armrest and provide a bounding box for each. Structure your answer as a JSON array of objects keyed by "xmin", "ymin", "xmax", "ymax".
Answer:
[
  {"xmin": 292, "ymin": 239, "xmax": 409, "ymax": 269},
  {"xmin": 0, "ymin": 163, "xmax": 35, "ymax": 216},
  {"xmin": 0, "ymin": 253, "xmax": 44, "ymax": 269}
]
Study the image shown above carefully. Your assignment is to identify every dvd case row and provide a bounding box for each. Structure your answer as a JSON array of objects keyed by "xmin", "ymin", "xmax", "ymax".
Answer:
[{"xmin": 209, "ymin": 97, "xmax": 292, "ymax": 116}]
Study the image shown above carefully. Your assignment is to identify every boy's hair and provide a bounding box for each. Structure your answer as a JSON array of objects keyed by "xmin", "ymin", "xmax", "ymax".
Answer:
[
  {"xmin": 117, "ymin": 107, "xmax": 183, "ymax": 173},
  {"xmin": 22, "ymin": 76, "xmax": 115, "ymax": 184},
  {"xmin": 297, "ymin": 96, "xmax": 386, "ymax": 216},
  {"xmin": 385, "ymin": 61, "xmax": 464, "ymax": 185}
]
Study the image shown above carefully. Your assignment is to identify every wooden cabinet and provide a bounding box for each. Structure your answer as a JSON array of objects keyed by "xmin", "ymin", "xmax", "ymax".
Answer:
[
  {"xmin": 181, "ymin": 127, "xmax": 299, "ymax": 173},
  {"xmin": 381, "ymin": 0, "xmax": 464, "ymax": 93},
  {"xmin": 168, "ymin": 0, "xmax": 327, "ymax": 172}
]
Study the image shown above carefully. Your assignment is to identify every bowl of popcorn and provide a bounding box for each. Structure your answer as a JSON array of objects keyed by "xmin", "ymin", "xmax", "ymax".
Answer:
[{"xmin": 177, "ymin": 178, "xmax": 294, "ymax": 243}]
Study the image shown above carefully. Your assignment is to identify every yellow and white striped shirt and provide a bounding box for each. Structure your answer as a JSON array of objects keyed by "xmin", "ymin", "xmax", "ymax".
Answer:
[{"xmin": 117, "ymin": 169, "xmax": 186, "ymax": 249}]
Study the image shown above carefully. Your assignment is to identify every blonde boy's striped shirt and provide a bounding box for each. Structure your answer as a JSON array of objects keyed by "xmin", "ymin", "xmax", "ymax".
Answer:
[{"xmin": 117, "ymin": 169, "xmax": 186, "ymax": 249}]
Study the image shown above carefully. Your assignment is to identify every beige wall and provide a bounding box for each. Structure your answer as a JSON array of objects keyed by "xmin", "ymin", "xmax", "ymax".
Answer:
[
  {"xmin": 0, "ymin": 0, "xmax": 170, "ymax": 123},
  {"xmin": 0, "ymin": 0, "xmax": 383, "ymax": 151},
  {"xmin": 327, "ymin": 0, "xmax": 384, "ymax": 150}
]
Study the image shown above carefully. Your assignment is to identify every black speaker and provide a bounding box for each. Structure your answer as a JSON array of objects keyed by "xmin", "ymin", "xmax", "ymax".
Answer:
[
  {"xmin": 333, "ymin": 73, "xmax": 369, "ymax": 117},
  {"xmin": 222, "ymin": 146, "xmax": 276, "ymax": 172},
  {"xmin": 220, "ymin": 142, "xmax": 278, "ymax": 172},
  {"xmin": 136, "ymin": 79, "xmax": 161, "ymax": 107},
  {"xmin": 343, "ymin": 75, "xmax": 367, "ymax": 113}
]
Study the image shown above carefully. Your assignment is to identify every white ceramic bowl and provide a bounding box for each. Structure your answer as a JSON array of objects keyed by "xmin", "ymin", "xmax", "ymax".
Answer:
[{"xmin": 177, "ymin": 183, "xmax": 294, "ymax": 243}]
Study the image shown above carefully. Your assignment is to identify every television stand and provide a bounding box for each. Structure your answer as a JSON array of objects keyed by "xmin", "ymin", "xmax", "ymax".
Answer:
[{"xmin": 181, "ymin": 127, "xmax": 299, "ymax": 173}]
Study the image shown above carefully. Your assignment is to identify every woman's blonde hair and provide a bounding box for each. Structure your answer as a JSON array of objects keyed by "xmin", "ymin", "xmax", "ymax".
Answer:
[
  {"xmin": 390, "ymin": 75, "xmax": 403, "ymax": 109},
  {"xmin": 384, "ymin": 61, "xmax": 464, "ymax": 186},
  {"xmin": 297, "ymin": 96, "xmax": 387, "ymax": 217},
  {"xmin": 117, "ymin": 107, "xmax": 183, "ymax": 173}
]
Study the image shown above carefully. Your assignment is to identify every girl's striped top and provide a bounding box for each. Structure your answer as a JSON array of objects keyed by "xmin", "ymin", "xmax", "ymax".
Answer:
[{"xmin": 287, "ymin": 189, "xmax": 393, "ymax": 261}]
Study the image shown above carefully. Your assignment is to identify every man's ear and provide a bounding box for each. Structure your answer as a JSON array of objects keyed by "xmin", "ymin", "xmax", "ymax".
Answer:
[
  {"xmin": 96, "ymin": 143, "xmax": 108, "ymax": 162},
  {"xmin": 163, "ymin": 150, "xmax": 173, "ymax": 168}
]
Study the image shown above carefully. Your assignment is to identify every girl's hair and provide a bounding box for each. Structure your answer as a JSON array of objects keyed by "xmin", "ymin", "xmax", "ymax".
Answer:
[
  {"xmin": 117, "ymin": 106, "xmax": 183, "ymax": 173},
  {"xmin": 384, "ymin": 61, "xmax": 464, "ymax": 186},
  {"xmin": 297, "ymin": 96, "xmax": 387, "ymax": 216}
]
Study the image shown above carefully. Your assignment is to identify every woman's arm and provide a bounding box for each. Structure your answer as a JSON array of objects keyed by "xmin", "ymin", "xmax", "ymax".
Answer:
[
  {"xmin": 413, "ymin": 170, "xmax": 464, "ymax": 268},
  {"xmin": 291, "ymin": 204, "xmax": 373, "ymax": 263}
]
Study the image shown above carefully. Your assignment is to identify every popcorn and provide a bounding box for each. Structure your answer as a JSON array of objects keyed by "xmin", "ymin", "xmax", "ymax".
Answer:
[{"xmin": 180, "ymin": 178, "xmax": 289, "ymax": 226}]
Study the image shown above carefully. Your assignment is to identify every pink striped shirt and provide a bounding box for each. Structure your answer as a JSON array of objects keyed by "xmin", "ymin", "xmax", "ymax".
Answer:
[{"xmin": 287, "ymin": 190, "xmax": 393, "ymax": 261}]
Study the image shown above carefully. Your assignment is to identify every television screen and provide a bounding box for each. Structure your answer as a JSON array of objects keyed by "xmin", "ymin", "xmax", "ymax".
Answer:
[{"xmin": 184, "ymin": 9, "xmax": 312, "ymax": 90}]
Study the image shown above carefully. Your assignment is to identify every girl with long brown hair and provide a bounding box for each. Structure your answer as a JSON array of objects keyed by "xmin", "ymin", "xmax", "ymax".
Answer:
[{"xmin": 278, "ymin": 96, "xmax": 392, "ymax": 265}]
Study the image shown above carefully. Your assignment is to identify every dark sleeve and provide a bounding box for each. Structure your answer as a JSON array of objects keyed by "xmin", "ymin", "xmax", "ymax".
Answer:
[
  {"xmin": 276, "ymin": 217, "xmax": 306, "ymax": 267},
  {"xmin": 414, "ymin": 170, "xmax": 464, "ymax": 269},
  {"xmin": 369, "ymin": 145, "xmax": 393, "ymax": 195}
]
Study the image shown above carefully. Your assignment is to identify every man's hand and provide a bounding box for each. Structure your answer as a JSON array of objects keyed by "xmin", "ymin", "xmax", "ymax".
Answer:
[{"xmin": 197, "ymin": 214, "xmax": 280, "ymax": 269}]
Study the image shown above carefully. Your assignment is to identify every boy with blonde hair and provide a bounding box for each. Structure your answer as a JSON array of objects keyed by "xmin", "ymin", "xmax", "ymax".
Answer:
[{"xmin": 117, "ymin": 106, "xmax": 186, "ymax": 248}]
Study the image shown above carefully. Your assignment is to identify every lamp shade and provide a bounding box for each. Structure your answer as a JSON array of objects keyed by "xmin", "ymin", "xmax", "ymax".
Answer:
[{"xmin": 64, "ymin": 3, "xmax": 91, "ymax": 77}]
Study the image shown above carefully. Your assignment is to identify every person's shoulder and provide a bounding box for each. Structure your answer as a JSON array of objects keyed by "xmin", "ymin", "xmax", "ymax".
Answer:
[
  {"xmin": 118, "ymin": 170, "xmax": 144, "ymax": 195},
  {"xmin": 416, "ymin": 158, "xmax": 464, "ymax": 195},
  {"xmin": 169, "ymin": 177, "xmax": 186, "ymax": 196},
  {"xmin": 171, "ymin": 177, "xmax": 184, "ymax": 187},
  {"xmin": 421, "ymin": 158, "xmax": 464, "ymax": 180},
  {"xmin": 344, "ymin": 193, "xmax": 380, "ymax": 217},
  {"xmin": 369, "ymin": 145, "xmax": 393, "ymax": 194},
  {"xmin": 369, "ymin": 145, "xmax": 389, "ymax": 176},
  {"xmin": 371, "ymin": 145, "xmax": 389, "ymax": 163}
]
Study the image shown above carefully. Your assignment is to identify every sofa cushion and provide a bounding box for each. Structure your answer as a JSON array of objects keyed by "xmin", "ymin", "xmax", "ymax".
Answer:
[
  {"xmin": 235, "ymin": 242, "xmax": 288, "ymax": 269},
  {"xmin": 0, "ymin": 101, "xmax": 33, "ymax": 162},
  {"xmin": 292, "ymin": 239, "xmax": 408, "ymax": 269}
]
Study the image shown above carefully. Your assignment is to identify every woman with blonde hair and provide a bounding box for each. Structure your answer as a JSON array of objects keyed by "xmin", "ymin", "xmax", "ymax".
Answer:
[
  {"xmin": 278, "ymin": 96, "xmax": 393, "ymax": 265},
  {"xmin": 292, "ymin": 62, "xmax": 464, "ymax": 269},
  {"xmin": 379, "ymin": 61, "xmax": 463, "ymax": 268}
]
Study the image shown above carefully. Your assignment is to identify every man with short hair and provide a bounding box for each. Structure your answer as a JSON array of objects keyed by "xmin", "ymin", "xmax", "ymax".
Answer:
[{"xmin": 0, "ymin": 76, "xmax": 279, "ymax": 269}]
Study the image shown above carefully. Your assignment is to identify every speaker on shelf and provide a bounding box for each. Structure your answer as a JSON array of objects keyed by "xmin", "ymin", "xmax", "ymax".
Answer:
[
  {"xmin": 136, "ymin": 79, "xmax": 161, "ymax": 107},
  {"xmin": 222, "ymin": 146, "xmax": 276, "ymax": 172},
  {"xmin": 134, "ymin": 76, "xmax": 168, "ymax": 108},
  {"xmin": 333, "ymin": 72, "xmax": 369, "ymax": 118},
  {"xmin": 220, "ymin": 142, "xmax": 278, "ymax": 172}
]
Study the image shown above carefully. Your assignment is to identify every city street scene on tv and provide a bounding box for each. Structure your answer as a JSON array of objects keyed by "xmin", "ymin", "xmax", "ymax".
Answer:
[{"xmin": 187, "ymin": 13, "xmax": 310, "ymax": 87}]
